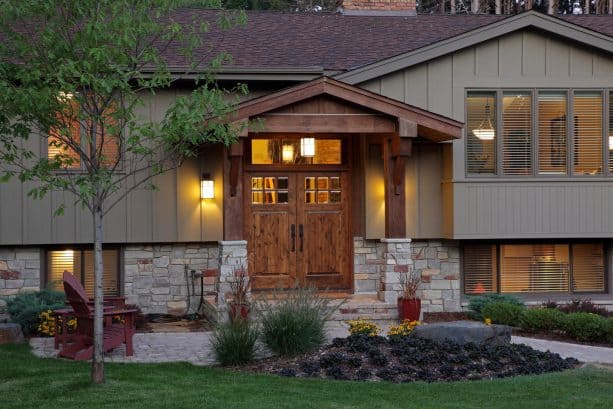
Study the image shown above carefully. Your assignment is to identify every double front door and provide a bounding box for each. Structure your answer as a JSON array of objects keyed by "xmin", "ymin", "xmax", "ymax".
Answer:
[{"xmin": 245, "ymin": 172, "xmax": 351, "ymax": 290}]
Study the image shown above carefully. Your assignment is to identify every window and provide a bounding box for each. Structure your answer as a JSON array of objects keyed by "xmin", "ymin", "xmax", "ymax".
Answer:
[
  {"xmin": 503, "ymin": 92, "xmax": 532, "ymax": 175},
  {"xmin": 538, "ymin": 92, "xmax": 567, "ymax": 175},
  {"xmin": 463, "ymin": 242, "xmax": 606, "ymax": 295},
  {"xmin": 48, "ymin": 95, "xmax": 120, "ymax": 169},
  {"xmin": 466, "ymin": 92, "xmax": 497, "ymax": 175},
  {"xmin": 46, "ymin": 248, "xmax": 120, "ymax": 297},
  {"xmin": 573, "ymin": 91, "xmax": 603, "ymax": 175},
  {"xmin": 251, "ymin": 138, "xmax": 342, "ymax": 165},
  {"xmin": 466, "ymin": 89, "xmax": 610, "ymax": 177}
]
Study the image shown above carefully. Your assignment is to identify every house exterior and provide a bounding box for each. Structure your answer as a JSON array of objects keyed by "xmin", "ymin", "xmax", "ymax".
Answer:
[{"xmin": 1, "ymin": 4, "xmax": 613, "ymax": 319}]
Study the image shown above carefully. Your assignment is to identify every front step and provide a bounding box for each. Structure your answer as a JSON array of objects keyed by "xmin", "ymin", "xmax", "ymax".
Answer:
[{"xmin": 329, "ymin": 294, "xmax": 399, "ymax": 323}]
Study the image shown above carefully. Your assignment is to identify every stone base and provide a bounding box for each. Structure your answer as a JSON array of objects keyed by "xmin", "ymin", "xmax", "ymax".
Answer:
[
  {"xmin": 413, "ymin": 321, "xmax": 511, "ymax": 346},
  {"xmin": 0, "ymin": 323, "xmax": 25, "ymax": 344}
]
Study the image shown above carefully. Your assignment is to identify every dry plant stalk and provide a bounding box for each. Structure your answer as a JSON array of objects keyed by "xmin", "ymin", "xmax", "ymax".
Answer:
[
  {"xmin": 399, "ymin": 269, "xmax": 421, "ymax": 300},
  {"xmin": 229, "ymin": 263, "xmax": 250, "ymax": 305}
]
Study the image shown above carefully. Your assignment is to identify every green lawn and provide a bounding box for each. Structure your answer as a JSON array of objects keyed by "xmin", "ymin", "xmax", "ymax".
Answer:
[{"xmin": 1, "ymin": 344, "xmax": 612, "ymax": 409}]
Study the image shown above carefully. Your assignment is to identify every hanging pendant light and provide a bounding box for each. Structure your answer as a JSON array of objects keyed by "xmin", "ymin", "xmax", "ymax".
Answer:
[
  {"xmin": 472, "ymin": 99, "xmax": 496, "ymax": 141},
  {"xmin": 300, "ymin": 137, "xmax": 315, "ymax": 157}
]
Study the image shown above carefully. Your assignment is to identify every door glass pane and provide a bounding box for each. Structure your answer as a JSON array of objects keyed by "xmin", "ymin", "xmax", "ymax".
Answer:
[
  {"xmin": 252, "ymin": 177, "xmax": 263, "ymax": 190},
  {"xmin": 264, "ymin": 191, "xmax": 277, "ymax": 204},
  {"xmin": 278, "ymin": 191, "xmax": 289, "ymax": 204},
  {"xmin": 330, "ymin": 177, "xmax": 341, "ymax": 189},
  {"xmin": 305, "ymin": 177, "xmax": 315, "ymax": 190},
  {"xmin": 277, "ymin": 177, "xmax": 288, "ymax": 189},
  {"xmin": 264, "ymin": 177, "xmax": 276, "ymax": 189},
  {"xmin": 305, "ymin": 191, "xmax": 316, "ymax": 204},
  {"xmin": 252, "ymin": 176, "xmax": 288, "ymax": 205},
  {"xmin": 252, "ymin": 191, "xmax": 263, "ymax": 204},
  {"xmin": 330, "ymin": 191, "xmax": 341, "ymax": 203},
  {"xmin": 317, "ymin": 177, "xmax": 329, "ymax": 189},
  {"xmin": 317, "ymin": 191, "xmax": 329, "ymax": 203}
]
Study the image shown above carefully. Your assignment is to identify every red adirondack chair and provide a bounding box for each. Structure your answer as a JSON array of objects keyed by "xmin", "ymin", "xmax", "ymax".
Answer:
[{"xmin": 58, "ymin": 271, "xmax": 136, "ymax": 361}]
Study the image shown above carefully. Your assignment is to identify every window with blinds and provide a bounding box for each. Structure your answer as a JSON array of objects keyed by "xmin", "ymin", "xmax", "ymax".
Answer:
[
  {"xmin": 573, "ymin": 91, "xmax": 603, "ymax": 175},
  {"xmin": 48, "ymin": 97, "xmax": 81, "ymax": 169},
  {"xmin": 538, "ymin": 92, "xmax": 568, "ymax": 175},
  {"xmin": 500, "ymin": 244, "xmax": 569, "ymax": 293},
  {"xmin": 609, "ymin": 91, "xmax": 613, "ymax": 173},
  {"xmin": 466, "ymin": 92, "xmax": 496, "ymax": 175},
  {"xmin": 47, "ymin": 248, "xmax": 119, "ymax": 297},
  {"xmin": 462, "ymin": 245, "xmax": 497, "ymax": 295},
  {"xmin": 463, "ymin": 242, "xmax": 605, "ymax": 295},
  {"xmin": 572, "ymin": 243, "xmax": 605, "ymax": 293},
  {"xmin": 503, "ymin": 92, "xmax": 532, "ymax": 175}
]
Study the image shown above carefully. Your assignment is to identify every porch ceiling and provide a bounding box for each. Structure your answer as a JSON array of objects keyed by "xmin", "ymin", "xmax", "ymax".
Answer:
[{"xmin": 232, "ymin": 76, "xmax": 463, "ymax": 142}]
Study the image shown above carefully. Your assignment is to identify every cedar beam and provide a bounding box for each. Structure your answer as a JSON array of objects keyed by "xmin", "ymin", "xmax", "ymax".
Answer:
[
  {"xmin": 255, "ymin": 114, "xmax": 396, "ymax": 134},
  {"xmin": 384, "ymin": 135, "xmax": 409, "ymax": 239},
  {"xmin": 223, "ymin": 141, "xmax": 244, "ymax": 241}
]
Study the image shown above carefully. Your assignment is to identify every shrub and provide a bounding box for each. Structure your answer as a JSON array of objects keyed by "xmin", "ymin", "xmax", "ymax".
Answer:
[
  {"xmin": 481, "ymin": 302, "xmax": 526, "ymax": 326},
  {"xmin": 557, "ymin": 299, "xmax": 613, "ymax": 318},
  {"xmin": 562, "ymin": 312, "xmax": 608, "ymax": 342},
  {"xmin": 347, "ymin": 319, "xmax": 380, "ymax": 336},
  {"xmin": 6, "ymin": 290, "xmax": 65, "ymax": 335},
  {"xmin": 607, "ymin": 318, "xmax": 613, "ymax": 343},
  {"xmin": 212, "ymin": 320, "xmax": 259, "ymax": 366},
  {"xmin": 467, "ymin": 294, "xmax": 524, "ymax": 320},
  {"xmin": 257, "ymin": 285, "xmax": 337, "ymax": 356},
  {"xmin": 520, "ymin": 308, "xmax": 566, "ymax": 332}
]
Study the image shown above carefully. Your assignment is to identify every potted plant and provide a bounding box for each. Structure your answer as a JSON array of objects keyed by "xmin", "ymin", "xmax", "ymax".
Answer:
[
  {"xmin": 398, "ymin": 268, "xmax": 422, "ymax": 322},
  {"xmin": 228, "ymin": 264, "xmax": 250, "ymax": 322}
]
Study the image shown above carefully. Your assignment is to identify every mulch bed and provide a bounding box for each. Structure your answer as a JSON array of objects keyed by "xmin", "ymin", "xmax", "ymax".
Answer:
[
  {"xmin": 239, "ymin": 334, "xmax": 579, "ymax": 383},
  {"xmin": 423, "ymin": 312, "xmax": 470, "ymax": 323}
]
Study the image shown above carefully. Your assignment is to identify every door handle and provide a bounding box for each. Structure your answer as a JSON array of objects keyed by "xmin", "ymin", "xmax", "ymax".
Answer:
[
  {"xmin": 299, "ymin": 224, "xmax": 304, "ymax": 252},
  {"xmin": 290, "ymin": 224, "xmax": 296, "ymax": 252}
]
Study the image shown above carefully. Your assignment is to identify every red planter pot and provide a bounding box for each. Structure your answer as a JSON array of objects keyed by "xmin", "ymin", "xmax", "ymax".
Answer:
[
  {"xmin": 397, "ymin": 298, "xmax": 421, "ymax": 321},
  {"xmin": 228, "ymin": 303, "xmax": 250, "ymax": 322}
]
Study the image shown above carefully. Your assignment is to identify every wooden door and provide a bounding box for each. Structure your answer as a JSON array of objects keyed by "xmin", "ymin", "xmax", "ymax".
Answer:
[
  {"xmin": 245, "ymin": 173, "xmax": 297, "ymax": 290},
  {"xmin": 297, "ymin": 172, "xmax": 351, "ymax": 289},
  {"xmin": 245, "ymin": 172, "xmax": 351, "ymax": 291}
]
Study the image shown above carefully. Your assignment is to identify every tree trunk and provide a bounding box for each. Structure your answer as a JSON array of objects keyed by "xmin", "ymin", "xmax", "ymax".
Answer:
[
  {"xmin": 585, "ymin": 0, "xmax": 590, "ymax": 13},
  {"xmin": 451, "ymin": 0, "xmax": 456, "ymax": 14},
  {"xmin": 548, "ymin": 0, "xmax": 555, "ymax": 14},
  {"xmin": 496, "ymin": 0, "xmax": 501, "ymax": 14},
  {"xmin": 91, "ymin": 205, "xmax": 105, "ymax": 384},
  {"xmin": 609, "ymin": 0, "xmax": 612, "ymax": 14},
  {"xmin": 441, "ymin": 0, "xmax": 446, "ymax": 13}
]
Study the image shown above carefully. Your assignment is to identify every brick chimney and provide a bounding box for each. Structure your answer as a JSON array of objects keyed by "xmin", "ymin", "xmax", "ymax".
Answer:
[{"xmin": 339, "ymin": 0, "xmax": 417, "ymax": 16}]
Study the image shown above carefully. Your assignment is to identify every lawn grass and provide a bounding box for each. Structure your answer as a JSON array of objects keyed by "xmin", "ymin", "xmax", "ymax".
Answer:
[{"xmin": 1, "ymin": 344, "xmax": 612, "ymax": 409}]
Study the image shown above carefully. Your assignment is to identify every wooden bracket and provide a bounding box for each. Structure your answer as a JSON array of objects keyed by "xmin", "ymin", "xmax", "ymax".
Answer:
[{"xmin": 390, "ymin": 136, "xmax": 412, "ymax": 195}]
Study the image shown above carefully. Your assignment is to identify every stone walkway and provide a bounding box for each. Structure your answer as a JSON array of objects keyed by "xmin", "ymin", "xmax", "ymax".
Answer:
[{"xmin": 29, "ymin": 323, "xmax": 613, "ymax": 366}]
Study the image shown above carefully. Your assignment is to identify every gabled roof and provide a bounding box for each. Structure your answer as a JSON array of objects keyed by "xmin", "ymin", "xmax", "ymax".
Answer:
[
  {"xmin": 161, "ymin": 9, "xmax": 612, "ymax": 78},
  {"xmin": 335, "ymin": 11, "xmax": 613, "ymax": 84},
  {"xmin": 233, "ymin": 76, "xmax": 463, "ymax": 142}
]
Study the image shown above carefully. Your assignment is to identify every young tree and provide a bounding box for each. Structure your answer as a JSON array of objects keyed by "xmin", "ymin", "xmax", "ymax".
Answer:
[{"xmin": 0, "ymin": 0, "xmax": 245, "ymax": 383}]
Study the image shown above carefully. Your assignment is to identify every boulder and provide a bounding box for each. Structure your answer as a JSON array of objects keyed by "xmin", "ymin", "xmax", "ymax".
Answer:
[
  {"xmin": 0, "ymin": 323, "xmax": 25, "ymax": 345},
  {"xmin": 413, "ymin": 320, "xmax": 511, "ymax": 346}
]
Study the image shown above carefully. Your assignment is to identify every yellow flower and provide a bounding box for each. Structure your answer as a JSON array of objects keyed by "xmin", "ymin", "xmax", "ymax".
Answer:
[{"xmin": 484, "ymin": 318, "xmax": 492, "ymax": 326}]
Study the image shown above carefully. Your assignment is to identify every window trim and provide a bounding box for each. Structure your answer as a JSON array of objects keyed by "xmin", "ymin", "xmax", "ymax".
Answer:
[
  {"xmin": 461, "ymin": 240, "xmax": 609, "ymax": 297},
  {"xmin": 44, "ymin": 245, "xmax": 122, "ymax": 297},
  {"xmin": 465, "ymin": 88, "xmax": 612, "ymax": 179}
]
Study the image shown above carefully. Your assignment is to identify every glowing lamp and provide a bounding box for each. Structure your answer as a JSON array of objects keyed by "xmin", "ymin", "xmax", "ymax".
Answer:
[{"xmin": 200, "ymin": 174, "xmax": 215, "ymax": 199}]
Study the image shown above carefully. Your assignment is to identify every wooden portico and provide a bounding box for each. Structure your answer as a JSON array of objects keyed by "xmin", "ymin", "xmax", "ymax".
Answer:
[{"xmin": 222, "ymin": 76, "xmax": 462, "ymax": 290}]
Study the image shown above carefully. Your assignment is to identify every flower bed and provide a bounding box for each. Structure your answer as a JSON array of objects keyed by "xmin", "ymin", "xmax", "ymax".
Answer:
[{"xmin": 240, "ymin": 334, "xmax": 579, "ymax": 383}]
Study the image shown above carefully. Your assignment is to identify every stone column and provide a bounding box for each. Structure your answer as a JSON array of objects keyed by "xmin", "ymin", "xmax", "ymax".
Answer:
[
  {"xmin": 378, "ymin": 238, "xmax": 412, "ymax": 304},
  {"xmin": 218, "ymin": 240, "xmax": 249, "ymax": 320}
]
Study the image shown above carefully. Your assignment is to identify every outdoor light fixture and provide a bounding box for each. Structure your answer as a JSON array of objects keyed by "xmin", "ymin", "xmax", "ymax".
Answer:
[
  {"xmin": 300, "ymin": 137, "xmax": 315, "ymax": 157},
  {"xmin": 282, "ymin": 144, "xmax": 294, "ymax": 163},
  {"xmin": 472, "ymin": 100, "xmax": 496, "ymax": 141},
  {"xmin": 609, "ymin": 135, "xmax": 613, "ymax": 150},
  {"xmin": 200, "ymin": 174, "xmax": 215, "ymax": 199}
]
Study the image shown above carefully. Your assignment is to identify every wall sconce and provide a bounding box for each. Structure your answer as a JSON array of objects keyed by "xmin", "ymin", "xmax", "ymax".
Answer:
[
  {"xmin": 200, "ymin": 173, "xmax": 215, "ymax": 199},
  {"xmin": 282, "ymin": 144, "xmax": 294, "ymax": 163},
  {"xmin": 300, "ymin": 137, "xmax": 315, "ymax": 157},
  {"xmin": 472, "ymin": 100, "xmax": 495, "ymax": 141}
]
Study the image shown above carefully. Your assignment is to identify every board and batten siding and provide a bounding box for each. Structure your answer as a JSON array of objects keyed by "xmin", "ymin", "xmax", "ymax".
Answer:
[
  {"xmin": 360, "ymin": 29, "xmax": 613, "ymax": 239},
  {"xmin": 0, "ymin": 89, "xmax": 224, "ymax": 246}
]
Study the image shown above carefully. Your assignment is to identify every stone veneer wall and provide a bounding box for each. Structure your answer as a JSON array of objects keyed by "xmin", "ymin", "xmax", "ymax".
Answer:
[
  {"xmin": 353, "ymin": 238, "xmax": 461, "ymax": 313},
  {"xmin": 0, "ymin": 248, "xmax": 41, "ymax": 312},
  {"xmin": 123, "ymin": 244, "xmax": 219, "ymax": 315}
]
